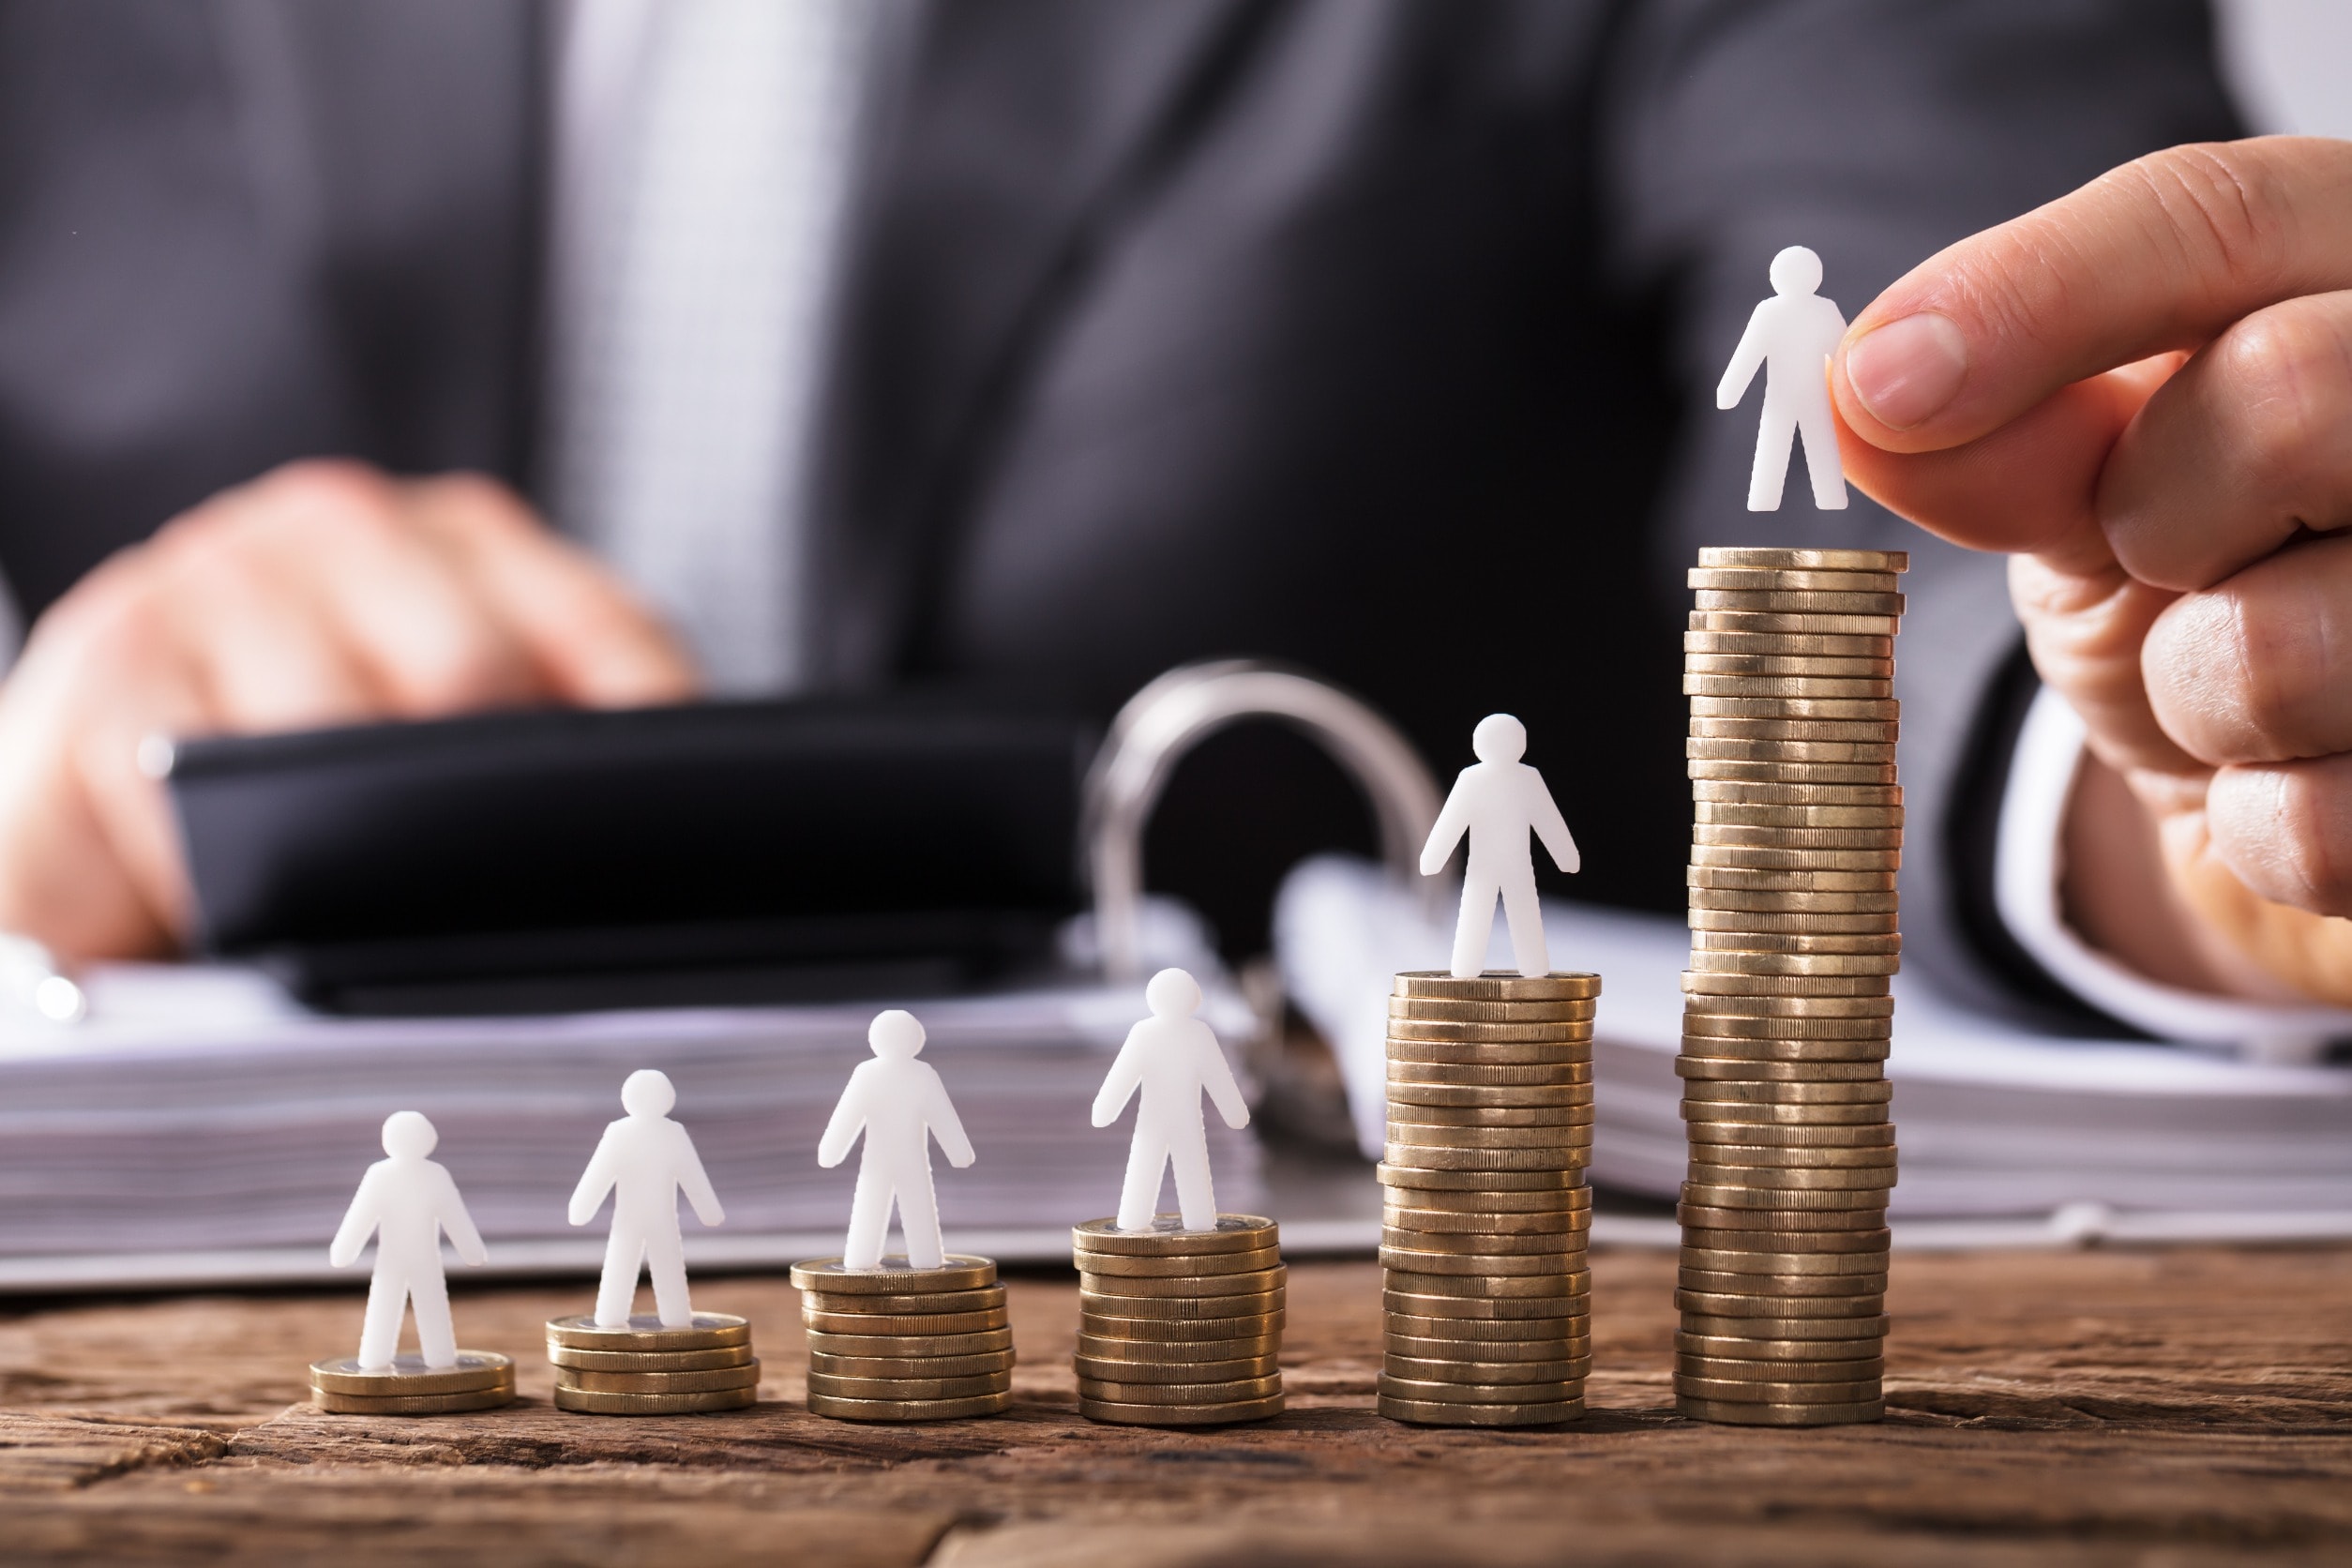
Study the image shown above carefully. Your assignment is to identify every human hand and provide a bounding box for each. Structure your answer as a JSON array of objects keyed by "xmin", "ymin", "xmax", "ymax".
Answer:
[
  {"xmin": 0, "ymin": 460, "xmax": 698, "ymax": 962},
  {"xmin": 1831, "ymin": 136, "xmax": 2352, "ymax": 1003}
]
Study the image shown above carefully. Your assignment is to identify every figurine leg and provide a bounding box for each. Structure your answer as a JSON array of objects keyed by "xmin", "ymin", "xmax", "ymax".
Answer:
[
  {"xmin": 1116, "ymin": 1136, "xmax": 1168, "ymax": 1231},
  {"xmin": 1169, "ymin": 1130, "xmax": 1217, "ymax": 1232},
  {"xmin": 644, "ymin": 1225, "xmax": 693, "ymax": 1328},
  {"xmin": 897, "ymin": 1168, "xmax": 946, "ymax": 1270},
  {"xmin": 355, "ymin": 1264, "xmax": 408, "ymax": 1370},
  {"xmin": 1798, "ymin": 402, "xmax": 1848, "ymax": 509},
  {"xmin": 410, "ymin": 1263, "xmax": 459, "ymax": 1368},
  {"xmin": 844, "ymin": 1165, "xmax": 891, "ymax": 1269},
  {"xmin": 1500, "ymin": 871, "xmax": 1548, "ymax": 977},
  {"xmin": 1747, "ymin": 400, "xmax": 1795, "ymax": 511},
  {"xmin": 1451, "ymin": 879, "xmax": 1499, "ymax": 979},
  {"xmin": 595, "ymin": 1228, "xmax": 643, "ymax": 1326}
]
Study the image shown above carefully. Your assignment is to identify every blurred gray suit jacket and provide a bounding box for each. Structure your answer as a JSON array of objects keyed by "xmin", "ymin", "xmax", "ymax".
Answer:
[{"xmin": 0, "ymin": 0, "xmax": 2238, "ymax": 1003}]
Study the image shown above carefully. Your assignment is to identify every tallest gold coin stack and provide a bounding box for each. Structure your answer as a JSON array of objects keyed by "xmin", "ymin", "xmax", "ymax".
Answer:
[{"xmin": 1677, "ymin": 546, "xmax": 1906, "ymax": 1427}]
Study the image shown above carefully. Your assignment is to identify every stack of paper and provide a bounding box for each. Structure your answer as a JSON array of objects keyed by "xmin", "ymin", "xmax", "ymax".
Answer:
[
  {"xmin": 1278, "ymin": 855, "xmax": 2352, "ymax": 1235},
  {"xmin": 0, "ymin": 937, "xmax": 1265, "ymax": 1290}
]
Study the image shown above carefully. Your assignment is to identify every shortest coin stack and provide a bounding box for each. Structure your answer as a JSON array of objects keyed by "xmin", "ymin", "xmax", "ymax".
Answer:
[
  {"xmin": 1074, "ymin": 1215, "xmax": 1285, "ymax": 1425},
  {"xmin": 309, "ymin": 1350, "xmax": 516, "ymax": 1415},
  {"xmin": 546, "ymin": 1313, "xmax": 759, "ymax": 1414},
  {"xmin": 791, "ymin": 1256, "xmax": 1014, "ymax": 1421}
]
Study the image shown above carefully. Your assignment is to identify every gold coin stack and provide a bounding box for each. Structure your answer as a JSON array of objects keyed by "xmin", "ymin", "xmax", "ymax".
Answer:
[
  {"xmin": 1073, "ymin": 1215, "xmax": 1285, "ymax": 1426},
  {"xmin": 791, "ymin": 1256, "xmax": 1014, "ymax": 1421},
  {"xmin": 309, "ymin": 1350, "xmax": 515, "ymax": 1415},
  {"xmin": 1677, "ymin": 545, "xmax": 1905, "ymax": 1427},
  {"xmin": 546, "ymin": 1313, "xmax": 758, "ymax": 1414},
  {"xmin": 1376, "ymin": 971, "xmax": 1598, "ymax": 1427}
]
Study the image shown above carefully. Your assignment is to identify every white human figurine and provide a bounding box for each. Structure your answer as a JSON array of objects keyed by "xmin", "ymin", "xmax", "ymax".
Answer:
[
  {"xmin": 567, "ymin": 1069, "xmax": 726, "ymax": 1329},
  {"xmin": 1092, "ymin": 967, "xmax": 1251, "ymax": 1233},
  {"xmin": 1716, "ymin": 244, "xmax": 1850, "ymax": 511},
  {"xmin": 819, "ymin": 1010, "xmax": 977, "ymax": 1271},
  {"xmin": 1420, "ymin": 714, "xmax": 1580, "ymax": 980},
  {"xmin": 328, "ymin": 1111, "xmax": 490, "ymax": 1371}
]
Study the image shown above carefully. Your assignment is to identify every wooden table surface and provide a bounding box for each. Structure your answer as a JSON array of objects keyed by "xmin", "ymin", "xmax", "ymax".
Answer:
[{"xmin": 2, "ymin": 1244, "xmax": 2348, "ymax": 1565}]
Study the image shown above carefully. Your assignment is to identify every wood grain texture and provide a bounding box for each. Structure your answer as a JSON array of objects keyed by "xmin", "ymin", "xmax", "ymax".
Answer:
[{"xmin": 1, "ymin": 1246, "xmax": 2347, "ymax": 1564}]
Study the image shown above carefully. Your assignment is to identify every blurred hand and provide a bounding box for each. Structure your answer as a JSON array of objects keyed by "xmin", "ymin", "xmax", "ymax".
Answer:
[
  {"xmin": 0, "ymin": 460, "xmax": 697, "ymax": 961},
  {"xmin": 1831, "ymin": 136, "xmax": 2352, "ymax": 1003}
]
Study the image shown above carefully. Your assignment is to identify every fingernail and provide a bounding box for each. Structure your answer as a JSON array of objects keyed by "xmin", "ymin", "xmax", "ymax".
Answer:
[{"xmin": 1844, "ymin": 312, "xmax": 1968, "ymax": 430}]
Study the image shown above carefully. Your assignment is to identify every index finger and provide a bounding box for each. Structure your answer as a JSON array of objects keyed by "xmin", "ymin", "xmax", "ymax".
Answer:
[{"xmin": 1832, "ymin": 137, "xmax": 2352, "ymax": 453}]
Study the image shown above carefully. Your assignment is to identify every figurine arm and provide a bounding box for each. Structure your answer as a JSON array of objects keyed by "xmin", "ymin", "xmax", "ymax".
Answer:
[
  {"xmin": 924, "ymin": 1070, "xmax": 977, "ymax": 1169},
  {"xmin": 327, "ymin": 1167, "xmax": 383, "ymax": 1268},
  {"xmin": 1418, "ymin": 777, "xmax": 1472, "ymax": 876},
  {"xmin": 1527, "ymin": 768, "xmax": 1580, "ymax": 874},
  {"xmin": 1716, "ymin": 301, "xmax": 1771, "ymax": 408},
  {"xmin": 816, "ymin": 1073, "xmax": 868, "ymax": 1168},
  {"xmin": 433, "ymin": 1166, "xmax": 490, "ymax": 1268},
  {"xmin": 1199, "ymin": 1030, "xmax": 1251, "ymax": 1131},
  {"xmin": 1090, "ymin": 1034, "xmax": 1145, "ymax": 1127},
  {"xmin": 566, "ymin": 1126, "xmax": 622, "ymax": 1227},
  {"xmin": 675, "ymin": 1132, "xmax": 727, "ymax": 1228}
]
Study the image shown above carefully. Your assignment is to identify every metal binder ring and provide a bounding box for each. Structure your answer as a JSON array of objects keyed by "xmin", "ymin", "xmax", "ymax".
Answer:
[{"xmin": 1083, "ymin": 660, "xmax": 1443, "ymax": 980}]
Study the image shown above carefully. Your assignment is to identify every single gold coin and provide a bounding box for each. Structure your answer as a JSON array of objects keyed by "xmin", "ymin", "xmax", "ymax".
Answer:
[
  {"xmin": 1690, "ymin": 699, "xmax": 1901, "ymax": 726},
  {"xmin": 1388, "ymin": 1056, "xmax": 1595, "ymax": 1085},
  {"xmin": 1685, "ymin": 674, "xmax": 1893, "ymax": 701},
  {"xmin": 1680, "ymin": 1265, "xmax": 1887, "ymax": 1297},
  {"xmin": 308, "ymin": 1351, "xmax": 514, "ymax": 1395},
  {"xmin": 1385, "ymin": 1122, "xmax": 1594, "ymax": 1151},
  {"xmin": 800, "ymin": 1288, "xmax": 1004, "ymax": 1317},
  {"xmin": 1693, "ymin": 587, "xmax": 1905, "ymax": 614},
  {"xmin": 1680, "ymin": 1176, "xmax": 1892, "ymax": 1209},
  {"xmin": 1678, "ymin": 1316, "xmax": 1892, "ymax": 1345},
  {"xmin": 1387, "ymin": 1019, "xmax": 1597, "ymax": 1044},
  {"xmin": 1380, "ymin": 1246, "xmax": 1580, "ymax": 1277},
  {"xmin": 809, "ymin": 1349, "xmax": 1015, "ymax": 1380},
  {"xmin": 1072, "ymin": 1354, "xmax": 1279, "ymax": 1385},
  {"xmin": 1378, "ymin": 1395, "xmax": 1582, "ymax": 1426},
  {"xmin": 807, "ymin": 1390, "xmax": 1011, "ymax": 1422},
  {"xmin": 1683, "ymin": 967, "xmax": 1897, "ymax": 992},
  {"xmin": 558, "ymin": 1362, "xmax": 762, "ymax": 1395},
  {"xmin": 1688, "ymin": 886, "xmax": 1900, "ymax": 913},
  {"xmin": 1385, "ymin": 1321, "xmax": 1591, "ymax": 1352},
  {"xmin": 1677, "ymin": 1355, "xmax": 1884, "ymax": 1383},
  {"xmin": 1387, "ymin": 1102, "xmax": 1595, "ymax": 1128},
  {"xmin": 790, "ymin": 1257, "xmax": 997, "ymax": 1293},
  {"xmin": 1386, "ymin": 1356, "xmax": 1590, "ymax": 1386},
  {"xmin": 1381, "ymin": 1147, "xmax": 1587, "ymax": 1175},
  {"xmin": 1380, "ymin": 1227, "xmax": 1581, "ymax": 1258},
  {"xmin": 1686, "ymin": 1123, "xmax": 1895, "ymax": 1150},
  {"xmin": 1683, "ymin": 629, "xmax": 1893, "ymax": 658},
  {"xmin": 1384, "ymin": 1205, "xmax": 1590, "ymax": 1235},
  {"xmin": 1376, "ymin": 1163, "xmax": 1589, "ymax": 1193},
  {"xmin": 1677, "ymin": 1395, "xmax": 1884, "ymax": 1425},
  {"xmin": 1080, "ymin": 1263, "xmax": 1286, "ymax": 1299},
  {"xmin": 1691, "ymin": 852, "xmax": 1903, "ymax": 880},
  {"xmin": 1687, "ymin": 952, "xmax": 1902, "ymax": 979},
  {"xmin": 311, "ymin": 1385, "xmax": 516, "ymax": 1415},
  {"xmin": 1688, "ymin": 1139, "xmax": 1898, "ymax": 1168},
  {"xmin": 1688, "ymin": 566, "xmax": 1903, "ymax": 593},
  {"xmin": 1684, "ymin": 1166, "xmax": 1898, "ymax": 1195},
  {"xmin": 1390, "ymin": 997, "xmax": 1598, "ymax": 1022},
  {"xmin": 1688, "ymin": 742, "xmax": 1897, "ymax": 770},
  {"xmin": 1696, "ymin": 547, "xmax": 1908, "ymax": 573},
  {"xmin": 1077, "ymin": 1245, "xmax": 1280, "ymax": 1278},
  {"xmin": 1681, "ymin": 1253, "xmax": 1890, "ymax": 1284},
  {"xmin": 1680, "ymin": 1012, "xmax": 1893, "ymax": 1039},
  {"xmin": 1077, "ymin": 1286, "xmax": 1286, "ymax": 1319},
  {"xmin": 1688, "ymin": 713, "xmax": 1902, "ymax": 742},
  {"xmin": 1691, "ymin": 928, "xmax": 1903, "ymax": 956},
  {"xmin": 1388, "ymin": 1041, "xmax": 1593, "ymax": 1070},
  {"xmin": 1384, "ymin": 1268, "xmax": 1590, "ymax": 1302},
  {"xmin": 1679, "ymin": 1037, "xmax": 1891, "ymax": 1064},
  {"xmin": 1678, "ymin": 1375, "xmax": 1882, "ymax": 1405},
  {"xmin": 1387, "ymin": 1083, "xmax": 1594, "ymax": 1110},
  {"xmin": 553, "ymin": 1384, "xmax": 758, "ymax": 1415},
  {"xmin": 1674, "ymin": 1334, "xmax": 1891, "ymax": 1363},
  {"xmin": 1694, "ymin": 777, "xmax": 1903, "ymax": 804},
  {"xmin": 1681, "ymin": 994, "xmax": 1895, "ymax": 1019},
  {"xmin": 1678, "ymin": 1062, "xmax": 1889, "ymax": 1088},
  {"xmin": 1377, "ymin": 1374, "xmax": 1581, "ymax": 1407},
  {"xmin": 807, "ymin": 1371, "xmax": 1010, "ymax": 1401},
  {"xmin": 1674, "ymin": 1289, "xmax": 1885, "ymax": 1319},
  {"xmin": 1676, "ymin": 1202, "xmax": 1886, "ymax": 1232},
  {"xmin": 803, "ymin": 1306, "xmax": 1009, "ymax": 1335},
  {"xmin": 1078, "ymin": 1374, "xmax": 1283, "ymax": 1405},
  {"xmin": 1683, "ymin": 1076, "xmax": 1892, "ymax": 1102},
  {"xmin": 1078, "ymin": 1394, "xmax": 1284, "ymax": 1426},
  {"xmin": 1683, "ymin": 1224, "xmax": 1892, "ymax": 1254},
  {"xmin": 1071, "ymin": 1214, "xmax": 1276, "ymax": 1257},
  {"xmin": 1384, "ymin": 1289, "xmax": 1589, "ymax": 1320},
  {"xmin": 1684, "ymin": 653, "xmax": 1893, "ymax": 678},
  {"xmin": 1689, "ymin": 912, "xmax": 1902, "ymax": 939},
  {"xmin": 805, "ymin": 1327, "xmax": 1013, "ymax": 1358},
  {"xmin": 1393, "ymin": 971, "xmax": 1602, "ymax": 1001},
  {"xmin": 1073, "ymin": 1331, "xmax": 1283, "ymax": 1363},
  {"xmin": 545, "ymin": 1313, "xmax": 749, "ymax": 1351},
  {"xmin": 1688, "ymin": 761, "xmax": 1898, "ymax": 788},
  {"xmin": 1379, "ymin": 1183, "xmax": 1591, "ymax": 1214},
  {"xmin": 550, "ymin": 1343, "xmax": 757, "ymax": 1372},
  {"xmin": 1080, "ymin": 1312, "xmax": 1283, "ymax": 1344},
  {"xmin": 1681, "ymin": 1099, "xmax": 1891, "ymax": 1125}
]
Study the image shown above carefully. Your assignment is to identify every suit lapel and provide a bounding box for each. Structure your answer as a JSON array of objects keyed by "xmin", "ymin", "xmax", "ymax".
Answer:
[{"xmin": 807, "ymin": 0, "xmax": 1269, "ymax": 686}]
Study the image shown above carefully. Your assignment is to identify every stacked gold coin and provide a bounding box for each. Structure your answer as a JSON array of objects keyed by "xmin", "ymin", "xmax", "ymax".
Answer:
[
  {"xmin": 546, "ymin": 1313, "xmax": 758, "ymax": 1414},
  {"xmin": 791, "ymin": 1256, "xmax": 1013, "ymax": 1421},
  {"xmin": 1677, "ymin": 545, "xmax": 1904, "ymax": 1427},
  {"xmin": 1073, "ymin": 1215, "xmax": 1285, "ymax": 1426},
  {"xmin": 309, "ymin": 1350, "xmax": 515, "ymax": 1415},
  {"xmin": 1376, "ymin": 970, "xmax": 1598, "ymax": 1427}
]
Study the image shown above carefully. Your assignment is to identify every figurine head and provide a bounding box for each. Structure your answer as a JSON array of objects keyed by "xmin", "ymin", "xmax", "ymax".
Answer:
[
  {"xmin": 382, "ymin": 1110, "xmax": 438, "ymax": 1160},
  {"xmin": 1769, "ymin": 245, "xmax": 1821, "ymax": 296},
  {"xmin": 1471, "ymin": 713, "xmax": 1526, "ymax": 764},
  {"xmin": 869, "ymin": 1009, "xmax": 927, "ymax": 1062},
  {"xmin": 1145, "ymin": 967, "xmax": 1201, "ymax": 1019},
  {"xmin": 621, "ymin": 1068, "xmax": 675, "ymax": 1118}
]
